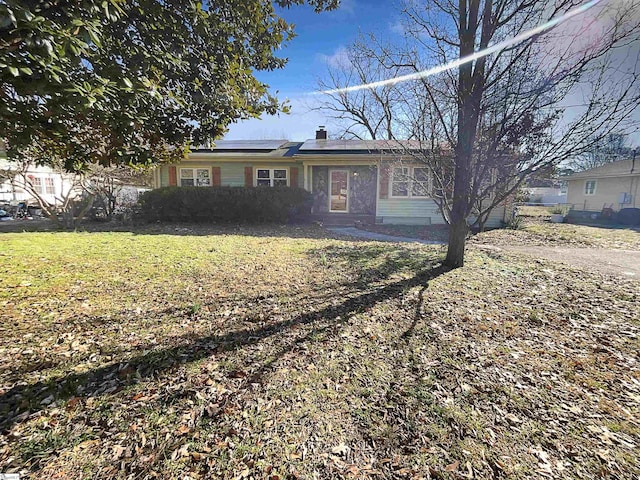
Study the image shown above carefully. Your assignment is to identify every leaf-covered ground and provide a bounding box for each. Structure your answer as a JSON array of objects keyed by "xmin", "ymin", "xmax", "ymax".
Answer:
[
  {"xmin": 357, "ymin": 209, "xmax": 640, "ymax": 251},
  {"xmin": 1, "ymin": 225, "xmax": 639, "ymax": 479},
  {"xmin": 473, "ymin": 214, "xmax": 640, "ymax": 250},
  {"xmin": 357, "ymin": 224, "xmax": 450, "ymax": 243}
]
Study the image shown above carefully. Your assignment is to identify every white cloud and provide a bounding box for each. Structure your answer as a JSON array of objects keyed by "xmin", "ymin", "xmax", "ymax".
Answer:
[
  {"xmin": 316, "ymin": 46, "xmax": 351, "ymax": 69},
  {"xmin": 339, "ymin": 0, "xmax": 357, "ymax": 16},
  {"xmin": 389, "ymin": 18, "xmax": 406, "ymax": 35}
]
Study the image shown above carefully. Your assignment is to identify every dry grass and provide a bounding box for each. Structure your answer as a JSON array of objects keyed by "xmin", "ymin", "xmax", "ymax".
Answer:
[
  {"xmin": 475, "ymin": 213, "xmax": 640, "ymax": 250},
  {"xmin": 1, "ymin": 225, "xmax": 638, "ymax": 479},
  {"xmin": 358, "ymin": 208, "xmax": 640, "ymax": 251},
  {"xmin": 516, "ymin": 206, "xmax": 556, "ymax": 218}
]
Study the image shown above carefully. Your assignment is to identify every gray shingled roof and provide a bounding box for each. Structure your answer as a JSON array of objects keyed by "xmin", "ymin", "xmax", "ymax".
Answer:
[
  {"xmin": 192, "ymin": 140, "xmax": 302, "ymax": 157},
  {"xmin": 299, "ymin": 139, "xmax": 423, "ymax": 152},
  {"xmin": 210, "ymin": 140, "xmax": 289, "ymax": 151},
  {"xmin": 567, "ymin": 159, "xmax": 639, "ymax": 179}
]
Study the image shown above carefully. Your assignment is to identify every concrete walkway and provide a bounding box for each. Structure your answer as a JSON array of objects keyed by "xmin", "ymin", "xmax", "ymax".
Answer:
[{"xmin": 327, "ymin": 227, "xmax": 446, "ymax": 245}]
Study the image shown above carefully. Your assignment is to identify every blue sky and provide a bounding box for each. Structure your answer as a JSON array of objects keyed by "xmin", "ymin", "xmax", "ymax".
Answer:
[
  {"xmin": 225, "ymin": 0, "xmax": 401, "ymax": 141},
  {"xmin": 225, "ymin": 0, "xmax": 640, "ymax": 145}
]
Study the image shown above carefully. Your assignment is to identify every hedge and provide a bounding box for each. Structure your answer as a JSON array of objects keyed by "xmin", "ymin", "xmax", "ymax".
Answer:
[{"xmin": 138, "ymin": 186, "xmax": 312, "ymax": 223}]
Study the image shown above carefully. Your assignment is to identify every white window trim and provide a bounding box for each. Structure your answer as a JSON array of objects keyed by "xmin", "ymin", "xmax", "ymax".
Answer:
[
  {"xmin": 179, "ymin": 167, "xmax": 212, "ymax": 187},
  {"xmin": 254, "ymin": 167, "xmax": 289, "ymax": 187},
  {"xmin": 584, "ymin": 179, "xmax": 597, "ymax": 196},
  {"xmin": 29, "ymin": 176, "xmax": 44, "ymax": 194},
  {"xmin": 389, "ymin": 165, "xmax": 432, "ymax": 199},
  {"xmin": 389, "ymin": 166, "xmax": 409, "ymax": 199},
  {"xmin": 44, "ymin": 177, "xmax": 55, "ymax": 195}
]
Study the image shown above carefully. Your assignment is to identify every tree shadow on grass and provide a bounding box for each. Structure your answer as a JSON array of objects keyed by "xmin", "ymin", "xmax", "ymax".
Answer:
[
  {"xmin": 0, "ymin": 244, "xmax": 448, "ymax": 433},
  {"xmin": 0, "ymin": 220, "xmax": 371, "ymax": 242},
  {"xmin": 400, "ymin": 283, "xmax": 430, "ymax": 341},
  {"xmin": 2, "ymin": 244, "xmax": 440, "ymax": 381}
]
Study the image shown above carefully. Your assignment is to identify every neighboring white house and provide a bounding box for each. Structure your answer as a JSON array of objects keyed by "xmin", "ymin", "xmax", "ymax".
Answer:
[
  {"xmin": 0, "ymin": 158, "xmax": 82, "ymax": 206},
  {"xmin": 566, "ymin": 158, "xmax": 639, "ymax": 211},
  {"xmin": 527, "ymin": 184, "xmax": 567, "ymax": 205},
  {"xmin": 1, "ymin": 139, "xmax": 79, "ymax": 206}
]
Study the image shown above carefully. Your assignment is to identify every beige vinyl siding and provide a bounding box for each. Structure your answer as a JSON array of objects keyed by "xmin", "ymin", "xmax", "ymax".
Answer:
[
  {"xmin": 377, "ymin": 198, "xmax": 441, "ymax": 225},
  {"xmin": 566, "ymin": 176, "xmax": 639, "ymax": 210},
  {"xmin": 468, "ymin": 205, "xmax": 507, "ymax": 229},
  {"xmin": 378, "ymin": 197, "xmax": 506, "ymax": 228},
  {"xmin": 486, "ymin": 207, "xmax": 505, "ymax": 228}
]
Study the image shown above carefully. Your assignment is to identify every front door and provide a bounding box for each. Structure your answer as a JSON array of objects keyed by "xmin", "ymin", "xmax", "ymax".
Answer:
[{"xmin": 329, "ymin": 169, "xmax": 349, "ymax": 212}]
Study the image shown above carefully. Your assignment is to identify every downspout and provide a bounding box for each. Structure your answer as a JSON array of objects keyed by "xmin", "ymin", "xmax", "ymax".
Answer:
[
  {"xmin": 631, "ymin": 149, "xmax": 637, "ymax": 208},
  {"xmin": 374, "ymin": 155, "xmax": 381, "ymax": 224}
]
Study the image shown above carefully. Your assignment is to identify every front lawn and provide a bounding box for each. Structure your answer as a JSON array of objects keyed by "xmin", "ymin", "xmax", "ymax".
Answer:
[
  {"xmin": 357, "ymin": 224, "xmax": 450, "ymax": 243},
  {"xmin": 475, "ymin": 215, "xmax": 640, "ymax": 250},
  {"xmin": 357, "ymin": 210, "xmax": 640, "ymax": 251},
  {"xmin": 1, "ymin": 226, "xmax": 638, "ymax": 479}
]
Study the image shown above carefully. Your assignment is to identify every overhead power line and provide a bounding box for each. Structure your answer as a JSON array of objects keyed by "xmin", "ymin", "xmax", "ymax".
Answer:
[{"xmin": 317, "ymin": 0, "xmax": 603, "ymax": 95}]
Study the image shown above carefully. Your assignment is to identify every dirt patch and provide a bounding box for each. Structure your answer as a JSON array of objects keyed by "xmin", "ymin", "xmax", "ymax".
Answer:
[
  {"xmin": 473, "ymin": 218, "xmax": 640, "ymax": 278},
  {"xmin": 0, "ymin": 218, "xmax": 56, "ymax": 233}
]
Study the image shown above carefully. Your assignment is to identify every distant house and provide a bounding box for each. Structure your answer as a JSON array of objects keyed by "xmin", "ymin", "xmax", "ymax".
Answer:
[
  {"xmin": 152, "ymin": 128, "xmax": 511, "ymax": 227},
  {"xmin": 566, "ymin": 158, "xmax": 639, "ymax": 212},
  {"xmin": 526, "ymin": 178, "xmax": 567, "ymax": 205},
  {"xmin": 0, "ymin": 159, "xmax": 81, "ymax": 206}
]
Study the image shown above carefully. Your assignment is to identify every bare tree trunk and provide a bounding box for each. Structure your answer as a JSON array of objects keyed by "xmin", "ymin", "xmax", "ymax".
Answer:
[
  {"xmin": 475, "ymin": 203, "xmax": 489, "ymax": 232},
  {"xmin": 444, "ymin": 0, "xmax": 481, "ymax": 269},
  {"xmin": 445, "ymin": 135, "xmax": 473, "ymax": 267},
  {"xmin": 445, "ymin": 143, "xmax": 473, "ymax": 267},
  {"xmin": 445, "ymin": 216, "xmax": 469, "ymax": 268},
  {"xmin": 317, "ymin": 0, "xmax": 640, "ymax": 270},
  {"xmin": 73, "ymin": 194, "xmax": 96, "ymax": 228}
]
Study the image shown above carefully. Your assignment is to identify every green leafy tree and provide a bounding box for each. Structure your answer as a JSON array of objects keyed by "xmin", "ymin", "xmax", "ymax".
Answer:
[{"xmin": 1, "ymin": 0, "xmax": 338, "ymax": 170}]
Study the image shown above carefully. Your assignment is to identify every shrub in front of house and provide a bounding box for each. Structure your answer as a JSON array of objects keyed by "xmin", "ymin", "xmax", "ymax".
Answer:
[
  {"xmin": 548, "ymin": 206, "xmax": 568, "ymax": 215},
  {"xmin": 138, "ymin": 186, "xmax": 312, "ymax": 223}
]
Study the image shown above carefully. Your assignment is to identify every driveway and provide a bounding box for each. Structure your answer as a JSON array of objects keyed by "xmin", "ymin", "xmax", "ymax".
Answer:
[{"xmin": 488, "ymin": 245, "xmax": 640, "ymax": 279}]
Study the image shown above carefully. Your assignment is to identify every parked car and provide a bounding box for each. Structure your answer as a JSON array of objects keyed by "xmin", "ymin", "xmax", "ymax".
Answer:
[{"xmin": 617, "ymin": 208, "xmax": 640, "ymax": 226}]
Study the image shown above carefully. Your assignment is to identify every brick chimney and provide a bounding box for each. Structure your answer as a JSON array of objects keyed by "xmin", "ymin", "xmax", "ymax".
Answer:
[{"xmin": 315, "ymin": 126, "xmax": 327, "ymax": 140}]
